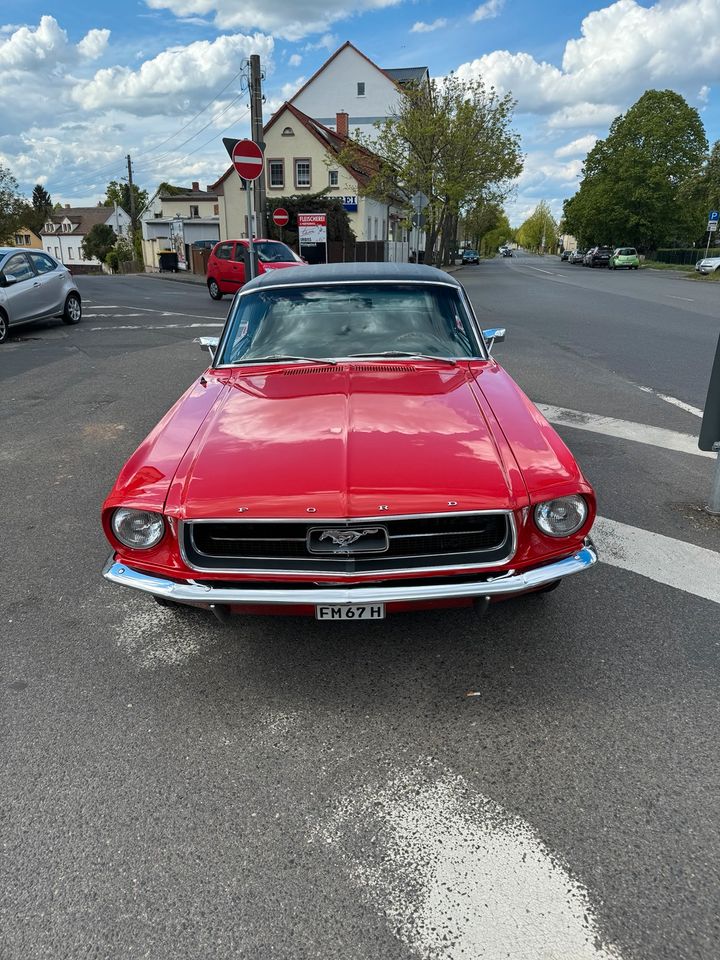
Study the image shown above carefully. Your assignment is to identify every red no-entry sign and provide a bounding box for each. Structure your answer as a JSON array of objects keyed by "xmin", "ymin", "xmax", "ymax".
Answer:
[
  {"xmin": 232, "ymin": 139, "xmax": 264, "ymax": 181},
  {"xmin": 272, "ymin": 207, "xmax": 289, "ymax": 227}
]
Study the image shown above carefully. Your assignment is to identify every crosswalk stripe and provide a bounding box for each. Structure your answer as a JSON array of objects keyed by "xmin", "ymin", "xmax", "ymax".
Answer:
[
  {"xmin": 593, "ymin": 516, "xmax": 720, "ymax": 605},
  {"xmin": 537, "ymin": 402, "xmax": 712, "ymax": 459}
]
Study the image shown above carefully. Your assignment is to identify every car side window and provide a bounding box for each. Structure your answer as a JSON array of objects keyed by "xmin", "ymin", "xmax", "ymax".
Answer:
[
  {"xmin": 3, "ymin": 254, "xmax": 35, "ymax": 283},
  {"xmin": 28, "ymin": 252, "xmax": 57, "ymax": 275},
  {"xmin": 232, "ymin": 244, "xmax": 246, "ymax": 262},
  {"xmin": 214, "ymin": 243, "xmax": 233, "ymax": 261}
]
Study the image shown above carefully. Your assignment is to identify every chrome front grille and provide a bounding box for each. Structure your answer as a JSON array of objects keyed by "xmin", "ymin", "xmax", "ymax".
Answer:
[{"xmin": 182, "ymin": 512, "xmax": 515, "ymax": 574}]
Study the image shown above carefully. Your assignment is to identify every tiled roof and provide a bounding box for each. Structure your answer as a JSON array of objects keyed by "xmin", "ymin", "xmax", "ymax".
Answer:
[
  {"xmin": 157, "ymin": 185, "xmax": 218, "ymax": 200},
  {"xmin": 384, "ymin": 67, "xmax": 429, "ymax": 85},
  {"xmin": 40, "ymin": 206, "xmax": 123, "ymax": 237}
]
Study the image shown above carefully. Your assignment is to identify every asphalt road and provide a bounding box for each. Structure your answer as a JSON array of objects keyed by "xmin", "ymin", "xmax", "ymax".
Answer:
[{"xmin": 1, "ymin": 264, "xmax": 718, "ymax": 960}]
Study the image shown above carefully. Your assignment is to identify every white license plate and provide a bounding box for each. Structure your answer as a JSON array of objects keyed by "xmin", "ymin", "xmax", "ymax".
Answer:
[{"xmin": 315, "ymin": 604, "xmax": 385, "ymax": 620}]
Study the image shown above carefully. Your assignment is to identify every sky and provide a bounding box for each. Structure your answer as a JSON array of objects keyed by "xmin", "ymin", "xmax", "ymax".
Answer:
[{"xmin": 0, "ymin": 0, "xmax": 718, "ymax": 226}]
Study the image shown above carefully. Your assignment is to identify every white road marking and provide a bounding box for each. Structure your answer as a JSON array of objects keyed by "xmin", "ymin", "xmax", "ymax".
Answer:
[
  {"xmin": 317, "ymin": 764, "xmax": 623, "ymax": 960},
  {"xmin": 526, "ymin": 266, "xmax": 557, "ymax": 276},
  {"xmin": 668, "ymin": 295, "xmax": 694, "ymax": 302},
  {"xmin": 593, "ymin": 517, "xmax": 720, "ymax": 605},
  {"xmin": 637, "ymin": 384, "xmax": 703, "ymax": 418},
  {"xmin": 89, "ymin": 323, "xmax": 223, "ymax": 330},
  {"xmin": 537, "ymin": 402, "xmax": 712, "ymax": 459}
]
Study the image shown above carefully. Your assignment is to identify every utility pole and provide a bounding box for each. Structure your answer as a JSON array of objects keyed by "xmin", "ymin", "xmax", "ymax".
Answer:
[
  {"xmin": 249, "ymin": 55, "xmax": 267, "ymax": 238},
  {"xmin": 126, "ymin": 153, "xmax": 137, "ymax": 241}
]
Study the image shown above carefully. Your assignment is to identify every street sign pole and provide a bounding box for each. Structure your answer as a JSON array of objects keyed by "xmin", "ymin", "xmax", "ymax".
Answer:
[
  {"xmin": 706, "ymin": 211, "xmax": 719, "ymax": 259},
  {"xmin": 246, "ymin": 179, "xmax": 255, "ymax": 279},
  {"xmin": 708, "ymin": 450, "xmax": 720, "ymax": 516},
  {"xmin": 699, "ymin": 327, "xmax": 720, "ymax": 513}
]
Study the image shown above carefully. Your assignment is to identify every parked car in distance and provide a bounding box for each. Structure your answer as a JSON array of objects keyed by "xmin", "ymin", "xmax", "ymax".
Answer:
[
  {"xmin": 0, "ymin": 247, "xmax": 81, "ymax": 344},
  {"xmin": 570, "ymin": 250, "xmax": 585, "ymax": 264},
  {"xmin": 206, "ymin": 238, "xmax": 304, "ymax": 299},
  {"xmin": 583, "ymin": 246, "xmax": 612, "ymax": 267},
  {"xmin": 695, "ymin": 256, "xmax": 720, "ymax": 275},
  {"xmin": 609, "ymin": 247, "xmax": 640, "ymax": 270},
  {"xmin": 462, "ymin": 249, "xmax": 480, "ymax": 264},
  {"xmin": 102, "ymin": 262, "xmax": 597, "ymax": 623}
]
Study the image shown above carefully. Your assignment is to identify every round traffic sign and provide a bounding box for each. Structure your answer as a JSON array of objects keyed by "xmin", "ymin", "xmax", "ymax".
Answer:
[
  {"xmin": 272, "ymin": 207, "xmax": 289, "ymax": 227},
  {"xmin": 232, "ymin": 139, "xmax": 264, "ymax": 181}
]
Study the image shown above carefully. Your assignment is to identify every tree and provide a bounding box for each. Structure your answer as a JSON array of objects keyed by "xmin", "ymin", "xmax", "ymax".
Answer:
[
  {"xmin": 0, "ymin": 164, "xmax": 26, "ymax": 242},
  {"xmin": 102, "ymin": 179, "xmax": 148, "ymax": 235},
  {"xmin": 81, "ymin": 223, "xmax": 117, "ymax": 263},
  {"xmin": 678, "ymin": 138, "xmax": 720, "ymax": 244},
  {"xmin": 562, "ymin": 90, "xmax": 708, "ymax": 250},
  {"xmin": 516, "ymin": 201, "xmax": 558, "ymax": 252},
  {"xmin": 29, "ymin": 184, "xmax": 53, "ymax": 233},
  {"xmin": 337, "ymin": 74, "xmax": 523, "ymax": 264}
]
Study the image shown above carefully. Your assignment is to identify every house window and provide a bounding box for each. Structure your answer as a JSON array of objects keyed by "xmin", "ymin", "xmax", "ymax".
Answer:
[
  {"xmin": 55, "ymin": 246, "xmax": 60, "ymax": 258},
  {"xmin": 190, "ymin": 205, "xmax": 199, "ymax": 218},
  {"xmin": 282, "ymin": 126, "xmax": 295, "ymax": 136},
  {"xmin": 328, "ymin": 170, "xmax": 339, "ymax": 187},
  {"xmin": 213, "ymin": 204, "xmax": 219, "ymax": 215},
  {"xmin": 68, "ymin": 248, "xmax": 74, "ymax": 259},
  {"xmin": 45, "ymin": 222, "xmax": 54, "ymax": 233},
  {"xmin": 357, "ymin": 82, "xmax": 366, "ymax": 96},
  {"xmin": 294, "ymin": 159, "xmax": 311, "ymax": 188},
  {"xmin": 62, "ymin": 221, "xmax": 71, "ymax": 232},
  {"xmin": 269, "ymin": 160, "xmax": 285, "ymax": 189}
]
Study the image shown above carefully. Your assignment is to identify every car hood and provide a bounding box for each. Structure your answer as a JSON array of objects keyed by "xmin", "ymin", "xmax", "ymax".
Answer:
[{"xmin": 164, "ymin": 363, "xmax": 531, "ymax": 520}]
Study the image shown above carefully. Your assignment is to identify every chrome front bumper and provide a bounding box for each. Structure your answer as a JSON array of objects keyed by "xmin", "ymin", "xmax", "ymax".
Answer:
[{"xmin": 103, "ymin": 540, "xmax": 597, "ymax": 606}]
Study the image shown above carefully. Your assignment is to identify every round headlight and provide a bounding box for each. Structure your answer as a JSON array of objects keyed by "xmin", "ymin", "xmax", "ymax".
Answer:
[
  {"xmin": 534, "ymin": 495, "xmax": 587, "ymax": 537},
  {"xmin": 111, "ymin": 508, "xmax": 165, "ymax": 549}
]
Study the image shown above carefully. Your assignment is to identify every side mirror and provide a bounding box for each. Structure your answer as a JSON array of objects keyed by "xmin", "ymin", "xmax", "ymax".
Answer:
[
  {"xmin": 0, "ymin": 273, "xmax": 18, "ymax": 287},
  {"xmin": 195, "ymin": 336, "xmax": 219, "ymax": 362},
  {"xmin": 482, "ymin": 327, "xmax": 506, "ymax": 351}
]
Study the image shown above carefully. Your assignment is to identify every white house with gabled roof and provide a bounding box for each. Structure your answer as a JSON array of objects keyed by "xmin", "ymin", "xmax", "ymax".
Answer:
[{"xmin": 290, "ymin": 41, "xmax": 429, "ymax": 140}]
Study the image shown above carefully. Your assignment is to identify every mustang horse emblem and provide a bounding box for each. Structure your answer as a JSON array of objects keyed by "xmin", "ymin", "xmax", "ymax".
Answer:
[{"xmin": 319, "ymin": 528, "xmax": 380, "ymax": 547}]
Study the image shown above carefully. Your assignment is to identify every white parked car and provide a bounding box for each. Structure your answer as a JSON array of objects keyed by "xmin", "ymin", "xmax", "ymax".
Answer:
[
  {"xmin": 0, "ymin": 247, "xmax": 81, "ymax": 343},
  {"xmin": 695, "ymin": 256, "xmax": 720, "ymax": 275}
]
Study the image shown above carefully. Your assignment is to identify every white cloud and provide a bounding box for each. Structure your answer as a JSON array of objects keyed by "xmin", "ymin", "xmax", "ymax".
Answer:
[
  {"xmin": 698, "ymin": 85, "xmax": 710, "ymax": 103},
  {"xmin": 77, "ymin": 28, "xmax": 110, "ymax": 60},
  {"xmin": 288, "ymin": 53, "xmax": 302, "ymax": 67},
  {"xmin": 303, "ymin": 33, "xmax": 339, "ymax": 52},
  {"xmin": 471, "ymin": 0, "xmax": 504, "ymax": 23},
  {"xmin": 457, "ymin": 0, "xmax": 720, "ymax": 116},
  {"xmin": 72, "ymin": 32, "xmax": 274, "ymax": 115},
  {"xmin": 546, "ymin": 103, "xmax": 620, "ymax": 130},
  {"xmin": 411, "ymin": 18, "xmax": 447, "ymax": 33},
  {"xmin": 0, "ymin": 15, "xmax": 71, "ymax": 71},
  {"xmin": 144, "ymin": 0, "xmax": 404, "ymax": 41},
  {"xmin": 554, "ymin": 134, "xmax": 598, "ymax": 158}
]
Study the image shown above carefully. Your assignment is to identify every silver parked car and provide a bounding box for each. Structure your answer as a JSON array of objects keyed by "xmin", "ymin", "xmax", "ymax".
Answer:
[
  {"xmin": 0, "ymin": 248, "xmax": 81, "ymax": 343},
  {"xmin": 695, "ymin": 256, "xmax": 720, "ymax": 275}
]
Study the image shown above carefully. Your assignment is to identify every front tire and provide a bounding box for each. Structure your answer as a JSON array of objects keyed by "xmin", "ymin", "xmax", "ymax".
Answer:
[
  {"xmin": 62, "ymin": 293, "xmax": 82, "ymax": 325},
  {"xmin": 0, "ymin": 310, "xmax": 8, "ymax": 344},
  {"xmin": 208, "ymin": 279, "xmax": 223, "ymax": 300}
]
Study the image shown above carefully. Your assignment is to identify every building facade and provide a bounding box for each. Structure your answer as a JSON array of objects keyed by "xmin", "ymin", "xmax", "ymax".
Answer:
[
  {"xmin": 41, "ymin": 206, "xmax": 131, "ymax": 270},
  {"xmin": 211, "ymin": 103, "xmax": 407, "ymax": 246},
  {"xmin": 140, "ymin": 182, "xmax": 220, "ymax": 271},
  {"xmin": 289, "ymin": 41, "xmax": 429, "ymax": 141}
]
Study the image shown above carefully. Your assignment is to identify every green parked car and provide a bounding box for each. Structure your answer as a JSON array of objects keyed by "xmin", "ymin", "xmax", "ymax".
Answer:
[{"xmin": 609, "ymin": 247, "xmax": 640, "ymax": 270}]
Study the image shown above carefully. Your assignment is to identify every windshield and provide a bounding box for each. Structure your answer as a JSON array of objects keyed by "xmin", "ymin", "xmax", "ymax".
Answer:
[
  {"xmin": 216, "ymin": 282, "xmax": 482, "ymax": 364},
  {"xmin": 253, "ymin": 241, "xmax": 297, "ymax": 264}
]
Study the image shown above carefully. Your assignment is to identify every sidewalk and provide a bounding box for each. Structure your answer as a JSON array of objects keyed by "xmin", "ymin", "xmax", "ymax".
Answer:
[{"xmin": 138, "ymin": 262, "xmax": 463, "ymax": 285}]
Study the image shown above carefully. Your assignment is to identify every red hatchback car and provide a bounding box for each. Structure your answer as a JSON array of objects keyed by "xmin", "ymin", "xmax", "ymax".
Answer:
[
  {"xmin": 102, "ymin": 263, "xmax": 597, "ymax": 623},
  {"xmin": 206, "ymin": 238, "xmax": 303, "ymax": 299}
]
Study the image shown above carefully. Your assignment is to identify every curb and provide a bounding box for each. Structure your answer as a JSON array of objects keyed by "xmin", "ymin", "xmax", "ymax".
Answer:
[{"xmin": 138, "ymin": 271, "xmax": 206, "ymax": 287}]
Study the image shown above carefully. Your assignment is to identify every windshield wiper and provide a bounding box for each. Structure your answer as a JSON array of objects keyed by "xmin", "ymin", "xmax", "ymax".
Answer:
[
  {"xmin": 238, "ymin": 355, "xmax": 338, "ymax": 365},
  {"xmin": 347, "ymin": 351, "xmax": 458, "ymax": 366}
]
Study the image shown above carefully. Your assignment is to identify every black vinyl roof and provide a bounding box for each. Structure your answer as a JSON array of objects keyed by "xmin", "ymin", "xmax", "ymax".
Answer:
[{"xmin": 242, "ymin": 261, "xmax": 462, "ymax": 291}]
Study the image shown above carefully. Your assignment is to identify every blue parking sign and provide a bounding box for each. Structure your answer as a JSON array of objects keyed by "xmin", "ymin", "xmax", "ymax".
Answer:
[{"xmin": 709, "ymin": 210, "xmax": 719, "ymax": 221}]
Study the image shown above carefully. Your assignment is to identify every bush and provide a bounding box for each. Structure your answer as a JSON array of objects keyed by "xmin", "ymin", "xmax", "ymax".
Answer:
[{"xmin": 105, "ymin": 250, "xmax": 119, "ymax": 272}]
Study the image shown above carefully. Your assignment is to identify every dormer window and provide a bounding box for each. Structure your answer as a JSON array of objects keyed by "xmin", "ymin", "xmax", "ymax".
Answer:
[
  {"xmin": 281, "ymin": 126, "xmax": 294, "ymax": 136},
  {"xmin": 62, "ymin": 219, "xmax": 72, "ymax": 233},
  {"xmin": 45, "ymin": 222, "xmax": 55, "ymax": 233}
]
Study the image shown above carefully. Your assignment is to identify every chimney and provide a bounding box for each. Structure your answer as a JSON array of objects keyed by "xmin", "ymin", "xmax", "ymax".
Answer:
[
  {"xmin": 336, "ymin": 112, "xmax": 349, "ymax": 138},
  {"xmin": 191, "ymin": 181, "xmax": 200, "ymax": 191},
  {"xmin": 65, "ymin": 203, "xmax": 71, "ymax": 209}
]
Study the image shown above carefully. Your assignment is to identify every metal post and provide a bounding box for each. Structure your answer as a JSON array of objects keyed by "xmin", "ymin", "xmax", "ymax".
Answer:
[
  {"xmin": 704, "ymin": 229, "xmax": 712, "ymax": 260},
  {"xmin": 126, "ymin": 154, "xmax": 136, "ymax": 241},
  {"xmin": 246, "ymin": 180, "xmax": 256, "ymax": 280},
  {"xmin": 708, "ymin": 447, "xmax": 720, "ymax": 515},
  {"xmin": 249, "ymin": 54, "xmax": 267, "ymax": 238}
]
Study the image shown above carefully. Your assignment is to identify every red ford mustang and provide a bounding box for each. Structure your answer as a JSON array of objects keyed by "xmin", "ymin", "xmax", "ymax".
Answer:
[{"xmin": 102, "ymin": 263, "xmax": 597, "ymax": 621}]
